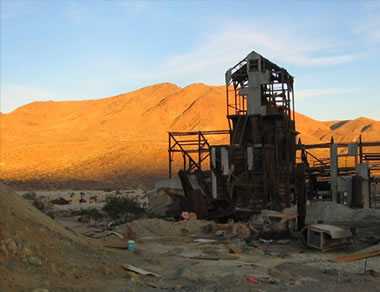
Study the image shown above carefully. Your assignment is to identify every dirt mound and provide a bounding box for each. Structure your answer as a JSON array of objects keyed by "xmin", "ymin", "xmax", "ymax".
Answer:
[
  {"xmin": 116, "ymin": 218, "xmax": 215, "ymax": 239},
  {"xmin": 305, "ymin": 202, "xmax": 380, "ymax": 224},
  {"xmin": 0, "ymin": 183, "xmax": 126, "ymax": 291},
  {"xmin": 1, "ymin": 83, "xmax": 379, "ymax": 190}
]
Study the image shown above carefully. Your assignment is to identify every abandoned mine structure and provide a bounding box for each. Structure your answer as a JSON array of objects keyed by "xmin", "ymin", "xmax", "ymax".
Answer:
[{"xmin": 168, "ymin": 51, "xmax": 380, "ymax": 224}]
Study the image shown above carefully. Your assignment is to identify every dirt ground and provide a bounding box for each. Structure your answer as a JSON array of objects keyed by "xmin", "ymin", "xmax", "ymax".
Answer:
[{"xmin": 1, "ymin": 183, "xmax": 380, "ymax": 292}]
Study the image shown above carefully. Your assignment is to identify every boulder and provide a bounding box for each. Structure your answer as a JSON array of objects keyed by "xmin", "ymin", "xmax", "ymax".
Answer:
[{"xmin": 147, "ymin": 189, "xmax": 174, "ymax": 216}]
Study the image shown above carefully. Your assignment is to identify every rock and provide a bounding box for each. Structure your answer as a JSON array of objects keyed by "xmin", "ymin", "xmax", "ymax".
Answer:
[
  {"xmin": 28, "ymin": 257, "xmax": 42, "ymax": 266},
  {"xmin": 72, "ymin": 267, "xmax": 81, "ymax": 279},
  {"xmin": 6, "ymin": 239, "xmax": 18, "ymax": 253},
  {"xmin": 22, "ymin": 247, "xmax": 33, "ymax": 257},
  {"xmin": 147, "ymin": 189, "xmax": 174, "ymax": 216},
  {"xmin": 230, "ymin": 248, "xmax": 243, "ymax": 254},
  {"xmin": 224, "ymin": 223, "xmax": 251, "ymax": 239},
  {"xmin": 6, "ymin": 262, "xmax": 17, "ymax": 270},
  {"xmin": 228, "ymin": 238, "xmax": 247, "ymax": 249},
  {"xmin": 267, "ymin": 277, "xmax": 280, "ymax": 285},
  {"xmin": 215, "ymin": 230, "xmax": 224, "ymax": 236},
  {"xmin": 322, "ymin": 267, "xmax": 337, "ymax": 274},
  {"xmin": 300, "ymin": 276, "xmax": 319, "ymax": 283},
  {"xmin": 50, "ymin": 264, "xmax": 57, "ymax": 274},
  {"xmin": 0, "ymin": 244, "xmax": 8, "ymax": 257},
  {"xmin": 202, "ymin": 224, "xmax": 217, "ymax": 234},
  {"xmin": 248, "ymin": 248, "xmax": 265, "ymax": 256},
  {"xmin": 88, "ymin": 219, "xmax": 97, "ymax": 226}
]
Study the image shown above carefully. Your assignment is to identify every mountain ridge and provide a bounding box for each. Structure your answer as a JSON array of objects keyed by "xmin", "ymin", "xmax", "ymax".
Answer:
[{"xmin": 1, "ymin": 83, "xmax": 379, "ymax": 189}]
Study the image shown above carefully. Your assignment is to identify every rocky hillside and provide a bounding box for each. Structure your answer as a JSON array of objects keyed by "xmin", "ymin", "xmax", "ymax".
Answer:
[{"xmin": 1, "ymin": 83, "xmax": 379, "ymax": 189}]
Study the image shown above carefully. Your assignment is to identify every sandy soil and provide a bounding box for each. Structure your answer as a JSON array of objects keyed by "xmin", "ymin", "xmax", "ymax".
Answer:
[{"xmin": 1, "ymin": 183, "xmax": 380, "ymax": 292}]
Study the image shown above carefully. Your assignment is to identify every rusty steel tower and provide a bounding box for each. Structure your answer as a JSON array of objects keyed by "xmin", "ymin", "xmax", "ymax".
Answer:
[{"xmin": 169, "ymin": 51, "xmax": 298, "ymax": 216}]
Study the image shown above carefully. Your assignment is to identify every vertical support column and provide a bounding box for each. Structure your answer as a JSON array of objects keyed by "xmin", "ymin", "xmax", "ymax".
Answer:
[
  {"xmin": 198, "ymin": 132, "xmax": 201, "ymax": 170},
  {"xmin": 168, "ymin": 133, "xmax": 172, "ymax": 178},
  {"xmin": 356, "ymin": 163, "xmax": 370, "ymax": 208},
  {"xmin": 330, "ymin": 142, "xmax": 338, "ymax": 202},
  {"xmin": 359, "ymin": 135, "xmax": 363, "ymax": 164},
  {"xmin": 221, "ymin": 147, "xmax": 229, "ymax": 175},
  {"xmin": 295, "ymin": 163, "xmax": 306, "ymax": 230},
  {"xmin": 211, "ymin": 147, "xmax": 217, "ymax": 199}
]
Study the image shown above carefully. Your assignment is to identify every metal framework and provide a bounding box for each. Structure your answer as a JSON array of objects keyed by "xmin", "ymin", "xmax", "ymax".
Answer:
[
  {"xmin": 167, "ymin": 51, "xmax": 298, "ymax": 214},
  {"xmin": 296, "ymin": 136, "xmax": 380, "ymax": 208},
  {"xmin": 226, "ymin": 52, "xmax": 295, "ymax": 124},
  {"xmin": 168, "ymin": 130, "xmax": 230, "ymax": 178},
  {"xmin": 222, "ymin": 52, "xmax": 297, "ymax": 211},
  {"xmin": 166, "ymin": 50, "xmax": 380, "ymax": 221}
]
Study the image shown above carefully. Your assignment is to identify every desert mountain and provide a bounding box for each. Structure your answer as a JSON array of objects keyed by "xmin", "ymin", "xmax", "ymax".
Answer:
[{"xmin": 1, "ymin": 83, "xmax": 379, "ymax": 189}]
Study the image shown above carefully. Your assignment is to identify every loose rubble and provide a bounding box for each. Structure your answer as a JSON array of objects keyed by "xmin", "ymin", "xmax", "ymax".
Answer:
[{"xmin": 1, "ymin": 183, "xmax": 380, "ymax": 291}]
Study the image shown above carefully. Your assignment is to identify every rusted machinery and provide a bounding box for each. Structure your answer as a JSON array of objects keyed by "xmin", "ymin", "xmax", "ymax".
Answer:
[
  {"xmin": 168, "ymin": 51, "xmax": 298, "ymax": 218},
  {"xmin": 297, "ymin": 137, "xmax": 380, "ymax": 208},
  {"xmin": 167, "ymin": 51, "xmax": 380, "ymax": 222},
  {"xmin": 223, "ymin": 51, "xmax": 297, "ymax": 212}
]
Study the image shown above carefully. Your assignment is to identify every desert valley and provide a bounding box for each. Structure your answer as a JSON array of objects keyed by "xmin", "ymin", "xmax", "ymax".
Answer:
[{"xmin": 1, "ymin": 82, "xmax": 379, "ymax": 190}]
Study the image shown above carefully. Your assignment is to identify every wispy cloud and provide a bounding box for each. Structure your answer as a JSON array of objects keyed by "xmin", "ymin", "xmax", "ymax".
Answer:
[
  {"xmin": 296, "ymin": 88, "xmax": 355, "ymax": 100},
  {"xmin": 166, "ymin": 25, "xmax": 360, "ymax": 69},
  {"xmin": 125, "ymin": 23, "xmax": 362, "ymax": 86},
  {"xmin": 353, "ymin": 1, "xmax": 380, "ymax": 43},
  {"xmin": 356, "ymin": 18, "xmax": 380, "ymax": 43}
]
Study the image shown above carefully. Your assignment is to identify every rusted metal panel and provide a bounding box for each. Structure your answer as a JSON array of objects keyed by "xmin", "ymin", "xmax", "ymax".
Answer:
[
  {"xmin": 298, "ymin": 224, "xmax": 353, "ymax": 251},
  {"xmin": 179, "ymin": 190, "xmax": 208, "ymax": 219}
]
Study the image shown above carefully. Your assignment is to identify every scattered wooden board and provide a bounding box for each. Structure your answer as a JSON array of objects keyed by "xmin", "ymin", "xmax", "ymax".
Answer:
[
  {"xmin": 182, "ymin": 254, "xmax": 239, "ymax": 260},
  {"xmin": 104, "ymin": 242, "xmax": 128, "ymax": 249},
  {"xmin": 332, "ymin": 243, "xmax": 380, "ymax": 263},
  {"xmin": 121, "ymin": 264, "xmax": 161, "ymax": 277},
  {"xmin": 108, "ymin": 231, "xmax": 124, "ymax": 239}
]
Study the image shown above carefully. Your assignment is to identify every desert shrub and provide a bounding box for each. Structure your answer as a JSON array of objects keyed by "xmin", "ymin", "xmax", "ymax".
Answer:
[
  {"xmin": 32, "ymin": 200, "xmax": 45, "ymax": 211},
  {"xmin": 78, "ymin": 208, "xmax": 104, "ymax": 222},
  {"xmin": 32, "ymin": 200, "xmax": 55, "ymax": 219},
  {"xmin": 102, "ymin": 196, "xmax": 145, "ymax": 224}
]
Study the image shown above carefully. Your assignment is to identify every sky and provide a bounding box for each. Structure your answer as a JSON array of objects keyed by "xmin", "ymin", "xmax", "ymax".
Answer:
[{"xmin": 1, "ymin": 0, "xmax": 379, "ymax": 121}]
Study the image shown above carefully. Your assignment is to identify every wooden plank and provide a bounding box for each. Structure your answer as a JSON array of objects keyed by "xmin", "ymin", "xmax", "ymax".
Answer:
[
  {"xmin": 332, "ymin": 243, "xmax": 380, "ymax": 263},
  {"xmin": 121, "ymin": 264, "xmax": 161, "ymax": 277},
  {"xmin": 104, "ymin": 242, "xmax": 127, "ymax": 249}
]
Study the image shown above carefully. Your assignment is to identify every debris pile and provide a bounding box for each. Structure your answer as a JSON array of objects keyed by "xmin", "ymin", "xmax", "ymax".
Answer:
[
  {"xmin": 0, "ymin": 183, "xmax": 130, "ymax": 291},
  {"xmin": 305, "ymin": 202, "xmax": 380, "ymax": 224}
]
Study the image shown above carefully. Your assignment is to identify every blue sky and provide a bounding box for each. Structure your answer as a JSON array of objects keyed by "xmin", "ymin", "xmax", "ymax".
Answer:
[{"xmin": 1, "ymin": 0, "xmax": 379, "ymax": 121}]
